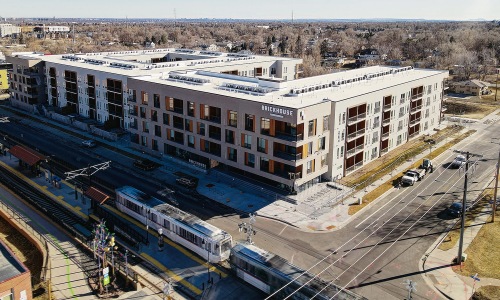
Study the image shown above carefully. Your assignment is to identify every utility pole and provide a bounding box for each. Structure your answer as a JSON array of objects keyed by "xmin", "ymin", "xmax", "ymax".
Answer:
[
  {"xmin": 491, "ymin": 138, "xmax": 500, "ymax": 222},
  {"xmin": 454, "ymin": 150, "xmax": 482, "ymax": 266},
  {"xmin": 495, "ymin": 67, "xmax": 498, "ymax": 102}
]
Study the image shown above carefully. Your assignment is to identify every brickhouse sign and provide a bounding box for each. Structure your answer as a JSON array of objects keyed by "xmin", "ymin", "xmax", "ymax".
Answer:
[{"xmin": 261, "ymin": 105, "xmax": 293, "ymax": 117}]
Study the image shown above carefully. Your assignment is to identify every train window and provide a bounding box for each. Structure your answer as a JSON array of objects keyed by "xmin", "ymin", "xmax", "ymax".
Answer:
[
  {"xmin": 215, "ymin": 243, "xmax": 220, "ymax": 255},
  {"xmin": 163, "ymin": 219, "xmax": 170, "ymax": 230},
  {"xmin": 221, "ymin": 241, "xmax": 231, "ymax": 254},
  {"xmin": 151, "ymin": 213, "xmax": 157, "ymax": 223}
]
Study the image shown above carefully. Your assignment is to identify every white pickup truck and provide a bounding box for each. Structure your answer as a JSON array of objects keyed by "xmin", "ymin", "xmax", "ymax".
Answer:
[{"xmin": 401, "ymin": 169, "xmax": 426, "ymax": 186}]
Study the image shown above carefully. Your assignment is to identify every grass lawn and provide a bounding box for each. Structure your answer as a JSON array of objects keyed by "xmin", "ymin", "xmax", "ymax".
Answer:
[
  {"xmin": 348, "ymin": 130, "xmax": 476, "ymax": 215},
  {"xmin": 472, "ymin": 285, "xmax": 500, "ymax": 300}
]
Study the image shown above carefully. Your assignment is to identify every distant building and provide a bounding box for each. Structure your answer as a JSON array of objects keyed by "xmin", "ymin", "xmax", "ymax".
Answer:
[
  {"xmin": 145, "ymin": 41, "xmax": 156, "ymax": 49},
  {"xmin": 0, "ymin": 239, "xmax": 32, "ymax": 300},
  {"xmin": 448, "ymin": 80, "xmax": 490, "ymax": 97},
  {"xmin": 356, "ymin": 48, "xmax": 386, "ymax": 61},
  {"xmin": 0, "ymin": 24, "xmax": 21, "ymax": 37}
]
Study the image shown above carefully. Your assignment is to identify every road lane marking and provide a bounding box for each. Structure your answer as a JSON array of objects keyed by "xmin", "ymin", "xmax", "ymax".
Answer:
[
  {"xmin": 354, "ymin": 189, "xmax": 405, "ymax": 228},
  {"xmin": 279, "ymin": 225, "xmax": 288, "ymax": 235}
]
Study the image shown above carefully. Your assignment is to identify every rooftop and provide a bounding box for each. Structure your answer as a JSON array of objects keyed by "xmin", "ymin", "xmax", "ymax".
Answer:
[{"xmin": 0, "ymin": 239, "xmax": 28, "ymax": 283}]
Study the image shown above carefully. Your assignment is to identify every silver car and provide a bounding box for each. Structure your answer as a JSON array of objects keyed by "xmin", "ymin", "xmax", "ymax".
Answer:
[{"xmin": 451, "ymin": 155, "xmax": 466, "ymax": 168}]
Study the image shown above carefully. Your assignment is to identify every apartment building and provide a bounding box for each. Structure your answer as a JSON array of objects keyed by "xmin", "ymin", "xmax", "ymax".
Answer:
[
  {"xmin": 7, "ymin": 50, "xmax": 447, "ymax": 193},
  {"xmin": 6, "ymin": 53, "xmax": 46, "ymax": 110}
]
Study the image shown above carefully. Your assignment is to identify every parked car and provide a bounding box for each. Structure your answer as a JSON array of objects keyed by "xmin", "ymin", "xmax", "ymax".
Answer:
[
  {"xmin": 401, "ymin": 169, "xmax": 426, "ymax": 186},
  {"xmin": 450, "ymin": 155, "xmax": 466, "ymax": 168},
  {"xmin": 133, "ymin": 159, "xmax": 159, "ymax": 171},
  {"xmin": 421, "ymin": 158, "xmax": 433, "ymax": 173},
  {"xmin": 446, "ymin": 202, "xmax": 470, "ymax": 217},
  {"xmin": 81, "ymin": 139, "xmax": 97, "ymax": 148}
]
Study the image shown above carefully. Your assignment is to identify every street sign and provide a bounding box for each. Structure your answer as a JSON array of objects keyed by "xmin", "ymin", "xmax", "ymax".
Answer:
[{"xmin": 471, "ymin": 273, "xmax": 480, "ymax": 282}]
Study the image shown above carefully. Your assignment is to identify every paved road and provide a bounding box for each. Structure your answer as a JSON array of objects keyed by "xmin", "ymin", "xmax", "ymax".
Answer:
[{"xmin": 208, "ymin": 121, "xmax": 499, "ymax": 299}]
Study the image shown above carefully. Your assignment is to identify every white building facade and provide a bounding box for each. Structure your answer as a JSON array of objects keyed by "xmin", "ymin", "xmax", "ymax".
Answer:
[{"xmin": 8, "ymin": 49, "xmax": 447, "ymax": 193}]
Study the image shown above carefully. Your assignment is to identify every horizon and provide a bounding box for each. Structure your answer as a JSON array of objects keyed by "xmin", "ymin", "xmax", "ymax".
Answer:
[{"xmin": 2, "ymin": 0, "xmax": 498, "ymax": 22}]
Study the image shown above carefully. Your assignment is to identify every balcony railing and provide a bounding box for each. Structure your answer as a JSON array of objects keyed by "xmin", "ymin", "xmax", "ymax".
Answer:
[
  {"xmin": 410, "ymin": 118, "xmax": 421, "ymax": 125},
  {"xmin": 382, "ymin": 117, "xmax": 391, "ymax": 125},
  {"xmin": 257, "ymin": 146, "xmax": 266, "ymax": 153},
  {"xmin": 381, "ymin": 132, "xmax": 389, "ymax": 139},
  {"xmin": 410, "ymin": 105, "xmax": 422, "ymax": 112},
  {"xmin": 346, "ymin": 161, "xmax": 364, "ymax": 173},
  {"xmin": 128, "ymin": 95, "xmax": 136, "ymax": 102},
  {"xmin": 380, "ymin": 147, "xmax": 389, "ymax": 154},
  {"xmin": 347, "ymin": 113, "xmax": 366, "ymax": 125},
  {"xmin": 275, "ymin": 131, "xmax": 304, "ymax": 142},
  {"xmin": 274, "ymin": 151, "xmax": 302, "ymax": 161},
  {"xmin": 383, "ymin": 104, "xmax": 391, "ymax": 112},
  {"xmin": 347, "ymin": 128, "xmax": 365, "ymax": 141},
  {"xmin": 411, "ymin": 93, "xmax": 423, "ymax": 100},
  {"xmin": 409, "ymin": 131, "xmax": 420, "ymax": 139},
  {"xmin": 346, "ymin": 144, "xmax": 364, "ymax": 157},
  {"xmin": 129, "ymin": 110, "xmax": 138, "ymax": 116}
]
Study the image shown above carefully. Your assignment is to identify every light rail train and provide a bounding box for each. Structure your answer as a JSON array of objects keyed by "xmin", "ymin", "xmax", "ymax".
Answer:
[{"xmin": 115, "ymin": 186, "xmax": 232, "ymax": 263}]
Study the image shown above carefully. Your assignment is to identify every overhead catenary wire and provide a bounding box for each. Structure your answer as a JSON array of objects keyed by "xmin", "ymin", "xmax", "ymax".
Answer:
[
  {"xmin": 322, "ymin": 159, "xmax": 482, "ymax": 300},
  {"xmin": 280, "ymin": 143, "xmax": 498, "ymax": 299},
  {"xmin": 283, "ymin": 157, "xmax": 474, "ymax": 300},
  {"xmin": 266, "ymin": 146, "xmax": 468, "ymax": 300}
]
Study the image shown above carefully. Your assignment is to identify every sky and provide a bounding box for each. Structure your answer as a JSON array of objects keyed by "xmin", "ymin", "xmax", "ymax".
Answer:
[{"xmin": 3, "ymin": 0, "xmax": 498, "ymax": 21}]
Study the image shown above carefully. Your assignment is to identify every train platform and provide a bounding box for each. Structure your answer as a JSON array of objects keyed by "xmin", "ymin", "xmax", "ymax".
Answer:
[{"xmin": 0, "ymin": 151, "xmax": 263, "ymax": 300}]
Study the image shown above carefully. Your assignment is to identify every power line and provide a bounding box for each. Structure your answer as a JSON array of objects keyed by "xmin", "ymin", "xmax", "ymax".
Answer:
[
  {"xmin": 288, "ymin": 159, "xmax": 473, "ymax": 300},
  {"xmin": 323, "ymin": 160, "xmax": 480, "ymax": 300},
  {"xmin": 270, "ymin": 150, "xmax": 467, "ymax": 300}
]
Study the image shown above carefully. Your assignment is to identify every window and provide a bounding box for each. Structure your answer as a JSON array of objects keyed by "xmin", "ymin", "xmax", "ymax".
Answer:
[
  {"xmin": 321, "ymin": 154, "xmax": 327, "ymax": 167},
  {"xmin": 373, "ymin": 116, "xmax": 380, "ymax": 128},
  {"xmin": 308, "ymin": 141, "xmax": 313, "ymax": 155},
  {"xmin": 141, "ymin": 135, "xmax": 147, "ymax": 146},
  {"xmin": 154, "ymin": 125, "xmax": 161, "ymax": 137},
  {"xmin": 260, "ymin": 157, "xmax": 270, "ymax": 172},
  {"xmin": 226, "ymin": 129, "xmax": 235, "ymax": 144},
  {"xmin": 397, "ymin": 134, "xmax": 402, "ymax": 146},
  {"xmin": 308, "ymin": 119, "xmax": 316, "ymax": 136},
  {"xmin": 185, "ymin": 119, "xmax": 193, "ymax": 132},
  {"xmin": 323, "ymin": 115, "xmax": 330, "ymax": 131},
  {"xmin": 153, "ymin": 94, "xmax": 160, "ymax": 108},
  {"xmin": 141, "ymin": 91, "xmax": 148, "ymax": 105},
  {"xmin": 318, "ymin": 137, "xmax": 326, "ymax": 150},
  {"xmin": 372, "ymin": 132, "xmax": 378, "ymax": 144},
  {"xmin": 400, "ymin": 93, "xmax": 406, "ymax": 104},
  {"xmin": 151, "ymin": 110, "xmax": 158, "ymax": 122},
  {"xmin": 257, "ymin": 138, "xmax": 267, "ymax": 153},
  {"xmin": 245, "ymin": 153, "xmax": 255, "ymax": 168},
  {"xmin": 228, "ymin": 110, "xmax": 238, "ymax": 127},
  {"xmin": 140, "ymin": 107, "xmax": 147, "ymax": 118},
  {"xmin": 228, "ymin": 147, "xmax": 237, "ymax": 162},
  {"xmin": 152, "ymin": 139, "xmax": 159, "ymax": 151},
  {"xmin": 243, "ymin": 134, "xmax": 252, "ymax": 149},
  {"xmin": 245, "ymin": 114, "xmax": 255, "ymax": 131},
  {"xmin": 261, "ymin": 117, "xmax": 270, "ymax": 135},
  {"xmin": 187, "ymin": 101, "xmax": 195, "ymax": 117},
  {"xmin": 188, "ymin": 135, "xmax": 195, "ymax": 148},
  {"xmin": 198, "ymin": 123, "xmax": 206, "ymax": 135},
  {"xmin": 162, "ymin": 113, "xmax": 169, "ymax": 125},
  {"xmin": 165, "ymin": 96, "xmax": 174, "ymax": 111},
  {"xmin": 427, "ymin": 85, "xmax": 432, "ymax": 94},
  {"xmin": 306, "ymin": 160, "xmax": 314, "ymax": 174}
]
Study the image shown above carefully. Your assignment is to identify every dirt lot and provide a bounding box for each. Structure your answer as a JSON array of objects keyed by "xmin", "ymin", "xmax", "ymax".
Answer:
[{"xmin": 444, "ymin": 99, "xmax": 498, "ymax": 119}]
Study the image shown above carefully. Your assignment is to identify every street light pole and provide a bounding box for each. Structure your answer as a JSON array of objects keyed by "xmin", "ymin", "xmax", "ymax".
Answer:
[{"xmin": 492, "ymin": 150, "xmax": 499, "ymax": 222}]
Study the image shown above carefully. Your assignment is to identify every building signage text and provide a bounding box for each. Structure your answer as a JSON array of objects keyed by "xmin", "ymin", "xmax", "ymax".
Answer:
[{"xmin": 262, "ymin": 105, "xmax": 293, "ymax": 116}]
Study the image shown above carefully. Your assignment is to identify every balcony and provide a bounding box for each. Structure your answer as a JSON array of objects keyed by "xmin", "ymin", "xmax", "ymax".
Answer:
[
  {"xmin": 409, "ymin": 131, "xmax": 420, "ymax": 139},
  {"xmin": 382, "ymin": 117, "xmax": 391, "ymax": 125},
  {"xmin": 347, "ymin": 113, "xmax": 366, "ymax": 125},
  {"xmin": 380, "ymin": 147, "xmax": 389, "ymax": 154},
  {"xmin": 275, "ymin": 131, "xmax": 304, "ymax": 142},
  {"xmin": 346, "ymin": 144, "xmax": 364, "ymax": 157},
  {"xmin": 347, "ymin": 128, "xmax": 365, "ymax": 141},
  {"xmin": 274, "ymin": 151, "xmax": 302, "ymax": 161},
  {"xmin": 346, "ymin": 161, "xmax": 364, "ymax": 173},
  {"xmin": 383, "ymin": 104, "xmax": 391, "ymax": 112},
  {"xmin": 411, "ymin": 93, "xmax": 423, "ymax": 100},
  {"xmin": 382, "ymin": 132, "xmax": 389, "ymax": 139},
  {"xmin": 410, "ymin": 105, "xmax": 422, "ymax": 113},
  {"xmin": 410, "ymin": 118, "xmax": 421, "ymax": 125}
]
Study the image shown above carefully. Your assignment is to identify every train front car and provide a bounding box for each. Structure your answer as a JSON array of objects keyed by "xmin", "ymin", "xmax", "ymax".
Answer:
[{"xmin": 115, "ymin": 186, "xmax": 232, "ymax": 263}]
